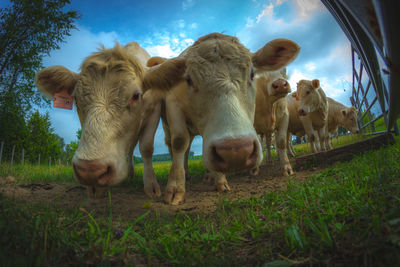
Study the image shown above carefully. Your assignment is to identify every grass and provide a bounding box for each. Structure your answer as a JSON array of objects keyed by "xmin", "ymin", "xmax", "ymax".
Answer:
[{"xmin": 1, "ymin": 136, "xmax": 400, "ymax": 265}]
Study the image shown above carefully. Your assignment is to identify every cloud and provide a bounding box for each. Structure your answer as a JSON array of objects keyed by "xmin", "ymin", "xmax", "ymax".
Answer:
[
  {"xmin": 256, "ymin": 3, "xmax": 275, "ymax": 23},
  {"xmin": 182, "ymin": 0, "xmax": 195, "ymax": 11},
  {"xmin": 292, "ymin": 0, "xmax": 325, "ymax": 21}
]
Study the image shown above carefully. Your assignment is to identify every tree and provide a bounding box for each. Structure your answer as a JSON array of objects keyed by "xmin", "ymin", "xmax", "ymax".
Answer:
[
  {"xmin": 64, "ymin": 129, "xmax": 81, "ymax": 164},
  {"xmin": 24, "ymin": 110, "xmax": 63, "ymax": 164},
  {"xmin": 0, "ymin": 0, "xmax": 79, "ymax": 163}
]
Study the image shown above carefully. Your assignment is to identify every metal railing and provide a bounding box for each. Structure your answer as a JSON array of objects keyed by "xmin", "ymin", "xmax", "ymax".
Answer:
[{"xmin": 321, "ymin": 0, "xmax": 400, "ymax": 136}]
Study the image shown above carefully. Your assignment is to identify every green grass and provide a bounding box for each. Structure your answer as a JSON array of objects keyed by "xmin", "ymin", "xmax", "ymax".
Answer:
[{"xmin": 1, "ymin": 138, "xmax": 400, "ymax": 266}]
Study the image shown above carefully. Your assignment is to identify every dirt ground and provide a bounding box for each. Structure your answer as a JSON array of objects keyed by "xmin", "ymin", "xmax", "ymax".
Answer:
[
  {"xmin": 3, "ymin": 133, "xmax": 394, "ymax": 221},
  {"xmin": 0, "ymin": 159, "xmax": 321, "ymax": 222}
]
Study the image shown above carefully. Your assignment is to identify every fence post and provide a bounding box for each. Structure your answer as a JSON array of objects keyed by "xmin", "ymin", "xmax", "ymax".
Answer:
[
  {"xmin": 49, "ymin": 157, "xmax": 51, "ymax": 168},
  {"xmin": 58, "ymin": 158, "xmax": 61, "ymax": 165},
  {"xmin": 0, "ymin": 141, "xmax": 4, "ymax": 164},
  {"xmin": 38, "ymin": 154, "xmax": 40, "ymax": 166},
  {"xmin": 10, "ymin": 145, "xmax": 15, "ymax": 166},
  {"xmin": 21, "ymin": 148, "xmax": 24, "ymax": 165}
]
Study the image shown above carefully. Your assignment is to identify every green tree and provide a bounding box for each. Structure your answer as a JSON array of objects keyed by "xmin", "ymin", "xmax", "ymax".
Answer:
[
  {"xmin": 64, "ymin": 129, "xmax": 81, "ymax": 164},
  {"xmin": 24, "ymin": 111, "xmax": 63, "ymax": 164}
]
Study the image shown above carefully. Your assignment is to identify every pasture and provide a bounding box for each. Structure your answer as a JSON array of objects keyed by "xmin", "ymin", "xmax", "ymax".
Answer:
[{"xmin": 1, "ymin": 134, "xmax": 400, "ymax": 266}]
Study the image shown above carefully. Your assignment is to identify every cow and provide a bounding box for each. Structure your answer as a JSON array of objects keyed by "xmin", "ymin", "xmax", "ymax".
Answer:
[
  {"xmin": 253, "ymin": 68, "xmax": 296, "ymax": 176},
  {"xmin": 36, "ymin": 42, "xmax": 162, "ymax": 199},
  {"xmin": 287, "ymin": 79, "xmax": 328, "ymax": 153},
  {"xmin": 142, "ymin": 33, "xmax": 300, "ymax": 205},
  {"xmin": 324, "ymin": 97, "xmax": 360, "ymax": 149},
  {"xmin": 287, "ymin": 97, "xmax": 359, "ymax": 155}
]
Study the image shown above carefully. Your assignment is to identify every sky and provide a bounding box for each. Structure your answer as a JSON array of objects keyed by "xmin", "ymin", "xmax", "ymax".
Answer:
[{"xmin": 38, "ymin": 0, "xmax": 355, "ymax": 156}]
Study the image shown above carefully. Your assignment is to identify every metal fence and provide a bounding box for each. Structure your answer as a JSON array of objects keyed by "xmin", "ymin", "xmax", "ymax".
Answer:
[{"xmin": 321, "ymin": 0, "xmax": 400, "ymax": 136}]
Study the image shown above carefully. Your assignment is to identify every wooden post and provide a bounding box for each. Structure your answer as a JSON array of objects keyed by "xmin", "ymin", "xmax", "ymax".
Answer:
[
  {"xmin": 58, "ymin": 158, "xmax": 61, "ymax": 165},
  {"xmin": 21, "ymin": 148, "xmax": 24, "ymax": 165},
  {"xmin": 49, "ymin": 157, "xmax": 51, "ymax": 168},
  {"xmin": 10, "ymin": 145, "xmax": 15, "ymax": 166},
  {"xmin": 0, "ymin": 141, "xmax": 4, "ymax": 164},
  {"xmin": 38, "ymin": 154, "xmax": 41, "ymax": 166}
]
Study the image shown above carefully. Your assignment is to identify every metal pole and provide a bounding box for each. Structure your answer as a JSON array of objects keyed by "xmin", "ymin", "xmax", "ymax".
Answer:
[
  {"xmin": 38, "ymin": 154, "xmax": 40, "ymax": 166},
  {"xmin": 21, "ymin": 148, "xmax": 24, "ymax": 165}
]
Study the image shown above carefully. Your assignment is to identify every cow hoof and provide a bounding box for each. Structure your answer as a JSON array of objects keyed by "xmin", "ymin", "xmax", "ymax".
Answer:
[
  {"xmin": 144, "ymin": 182, "xmax": 161, "ymax": 198},
  {"xmin": 250, "ymin": 167, "xmax": 259, "ymax": 176},
  {"xmin": 283, "ymin": 167, "xmax": 294, "ymax": 176},
  {"xmin": 216, "ymin": 183, "xmax": 231, "ymax": 193},
  {"xmin": 171, "ymin": 192, "xmax": 185, "ymax": 205},
  {"xmin": 87, "ymin": 186, "xmax": 106, "ymax": 199},
  {"xmin": 164, "ymin": 191, "xmax": 185, "ymax": 205}
]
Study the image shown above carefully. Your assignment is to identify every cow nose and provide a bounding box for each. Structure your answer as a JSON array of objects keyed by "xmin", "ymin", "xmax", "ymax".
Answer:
[
  {"xmin": 211, "ymin": 138, "xmax": 259, "ymax": 172},
  {"xmin": 298, "ymin": 108, "xmax": 306, "ymax": 116},
  {"xmin": 272, "ymin": 79, "xmax": 290, "ymax": 95},
  {"xmin": 73, "ymin": 159, "xmax": 114, "ymax": 186}
]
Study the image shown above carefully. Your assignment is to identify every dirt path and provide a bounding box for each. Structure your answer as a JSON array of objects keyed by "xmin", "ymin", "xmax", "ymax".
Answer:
[{"xmin": 0, "ymin": 160, "xmax": 321, "ymax": 221}]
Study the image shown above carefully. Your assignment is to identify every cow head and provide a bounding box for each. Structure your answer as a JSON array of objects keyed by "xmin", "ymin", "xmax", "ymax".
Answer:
[
  {"xmin": 256, "ymin": 68, "xmax": 291, "ymax": 102},
  {"xmin": 143, "ymin": 33, "xmax": 300, "ymax": 173},
  {"xmin": 341, "ymin": 106, "xmax": 360, "ymax": 133},
  {"xmin": 294, "ymin": 79, "xmax": 321, "ymax": 116},
  {"xmin": 36, "ymin": 42, "xmax": 149, "ymax": 198}
]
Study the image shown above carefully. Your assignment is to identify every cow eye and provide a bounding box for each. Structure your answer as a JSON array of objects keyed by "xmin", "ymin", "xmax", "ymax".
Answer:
[
  {"xmin": 186, "ymin": 75, "xmax": 193, "ymax": 86},
  {"xmin": 250, "ymin": 70, "xmax": 255, "ymax": 81},
  {"xmin": 130, "ymin": 91, "xmax": 141, "ymax": 104}
]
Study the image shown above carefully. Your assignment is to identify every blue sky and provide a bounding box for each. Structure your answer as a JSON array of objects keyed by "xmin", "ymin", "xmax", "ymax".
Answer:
[{"xmin": 39, "ymin": 0, "xmax": 354, "ymax": 156}]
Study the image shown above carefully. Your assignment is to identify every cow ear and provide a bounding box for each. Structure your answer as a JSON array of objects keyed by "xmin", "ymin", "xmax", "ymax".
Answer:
[
  {"xmin": 143, "ymin": 58, "xmax": 186, "ymax": 91},
  {"xmin": 252, "ymin": 38, "xmax": 300, "ymax": 72},
  {"xmin": 36, "ymin": 66, "xmax": 78, "ymax": 98},
  {"xmin": 311, "ymin": 79, "xmax": 320, "ymax": 89},
  {"xmin": 341, "ymin": 109, "xmax": 347, "ymax": 116},
  {"xmin": 147, "ymin": 56, "xmax": 167, "ymax": 67}
]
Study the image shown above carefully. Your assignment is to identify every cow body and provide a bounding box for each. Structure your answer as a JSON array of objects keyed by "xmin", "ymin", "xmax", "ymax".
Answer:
[
  {"xmin": 144, "ymin": 33, "xmax": 300, "ymax": 205},
  {"xmin": 287, "ymin": 79, "xmax": 328, "ymax": 153},
  {"xmin": 253, "ymin": 69, "xmax": 293, "ymax": 176},
  {"xmin": 36, "ymin": 42, "xmax": 161, "ymax": 198},
  {"xmin": 287, "ymin": 97, "xmax": 359, "ymax": 155}
]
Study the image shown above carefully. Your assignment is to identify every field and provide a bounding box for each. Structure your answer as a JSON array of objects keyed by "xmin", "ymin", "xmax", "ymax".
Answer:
[{"xmin": 1, "ymin": 134, "xmax": 400, "ymax": 266}]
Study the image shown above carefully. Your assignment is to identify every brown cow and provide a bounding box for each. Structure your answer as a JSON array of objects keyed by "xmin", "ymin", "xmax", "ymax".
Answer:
[
  {"xmin": 287, "ymin": 79, "xmax": 328, "ymax": 153},
  {"xmin": 253, "ymin": 68, "xmax": 296, "ymax": 176},
  {"xmin": 143, "ymin": 33, "xmax": 300, "ymax": 205},
  {"xmin": 36, "ymin": 42, "xmax": 162, "ymax": 198}
]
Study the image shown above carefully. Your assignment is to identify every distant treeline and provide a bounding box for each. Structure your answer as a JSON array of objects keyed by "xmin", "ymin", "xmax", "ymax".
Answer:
[{"xmin": 133, "ymin": 151, "xmax": 200, "ymax": 163}]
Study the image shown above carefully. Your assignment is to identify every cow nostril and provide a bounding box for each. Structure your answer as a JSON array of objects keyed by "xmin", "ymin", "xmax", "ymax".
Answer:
[
  {"xmin": 98, "ymin": 165, "xmax": 113, "ymax": 185},
  {"xmin": 212, "ymin": 145, "xmax": 225, "ymax": 164},
  {"xmin": 246, "ymin": 141, "xmax": 258, "ymax": 166}
]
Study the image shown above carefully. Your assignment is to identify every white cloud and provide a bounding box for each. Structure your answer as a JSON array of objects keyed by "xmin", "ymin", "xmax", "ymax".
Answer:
[
  {"xmin": 305, "ymin": 62, "xmax": 316, "ymax": 71},
  {"xmin": 145, "ymin": 44, "xmax": 181, "ymax": 58},
  {"xmin": 182, "ymin": 0, "xmax": 195, "ymax": 11},
  {"xmin": 292, "ymin": 0, "xmax": 325, "ymax": 21},
  {"xmin": 256, "ymin": 3, "xmax": 275, "ymax": 23}
]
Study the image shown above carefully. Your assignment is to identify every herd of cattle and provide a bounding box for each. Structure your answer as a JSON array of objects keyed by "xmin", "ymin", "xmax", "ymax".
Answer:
[{"xmin": 36, "ymin": 33, "xmax": 359, "ymax": 205}]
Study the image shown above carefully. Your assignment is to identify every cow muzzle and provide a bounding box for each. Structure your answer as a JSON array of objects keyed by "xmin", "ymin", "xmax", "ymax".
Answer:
[
  {"xmin": 73, "ymin": 159, "xmax": 115, "ymax": 195},
  {"xmin": 210, "ymin": 137, "xmax": 259, "ymax": 172},
  {"xmin": 272, "ymin": 79, "xmax": 291, "ymax": 96}
]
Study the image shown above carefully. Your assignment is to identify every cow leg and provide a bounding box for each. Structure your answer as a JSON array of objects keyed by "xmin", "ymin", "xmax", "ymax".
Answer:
[
  {"xmin": 184, "ymin": 136, "xmax": 194, "ymax": 181},
  {"xmin": 287, "ymin": 133, "xmax": 296, "ymax": 157},
  {"xmin": 317, "ymin": 126, "xmax": 328, "ymax": 151},
  {"xmin": 300, "ymin": 117, "xmax": 317, "ymax": 153},
  {"xmin": 164, "ymin": 101, "xmax": 190, "ymax": 205},
  {"xmin": 265, "ymin": 133, "xmax": 273, "ymax": 164},
  {"xmin": 210, "ymin": 170, "xmax": 231, "ymax": 192},
  {"xmin": 139, "ymin": 102, "xmax": 161, "ymax": 198},
  {"xmin": 275, "ymin": 119, "xmax": 293, "ymax": 176}
]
